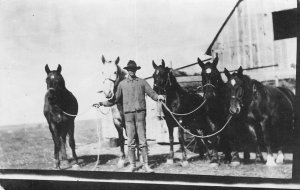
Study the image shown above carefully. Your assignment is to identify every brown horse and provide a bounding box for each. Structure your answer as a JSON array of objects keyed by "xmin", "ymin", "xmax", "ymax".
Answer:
[
  {"xmin": 224, "ymin": 66, "xmax": 294, "ymax": 166},
  {"xmin": 43, "ymin": 64, "xmax": 79, "ymax": 169},
  {"xmin": 152, "ymin": 60, "xmax": 210, "ymax": 166}
]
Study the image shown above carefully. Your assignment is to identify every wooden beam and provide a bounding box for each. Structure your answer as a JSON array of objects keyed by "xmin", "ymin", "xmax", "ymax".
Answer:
[{"xmin": 205, "ymin": 0, "xmax": 244, "ymax": 55}]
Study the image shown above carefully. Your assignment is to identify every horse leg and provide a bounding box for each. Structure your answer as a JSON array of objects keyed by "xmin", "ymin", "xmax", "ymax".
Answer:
[
  {"xmin": 276, "ymin": 149, "xmax": 284, "ymax": 164},
  {"xmin": 178, "ymin": 127, "xmax": 188, "ymax": 167},
  {"xmin": 228, "ymin": 125, "xmax": 241, "ymax": 166},
  {"xmin": 167, "ymin": 126, "xmax": 174, "ymax": 165},
  {"xmin": 260, "ymin": 118, "xmax": 276, "ymax": 166},
  {"xmin": 114, "ymin": 118, "xmax": 126, "ymax": 168},
  {"xmin": 49, "ymin": 123, "xmax": 61, "ymax": 169},
  {"xmin": 59, "ymin": 133, "xmax": 69, "ymax": 169},
  {"xmin": 68, "ymin": 121, "xmax": 78, "ymax": 165},
  {"xmin": 219, "ymin": 133, "xmax": 232, "ymax": 164},
  {"xmin": 206, "ymin": 117, "xmax": 220, "ymax": 167}
]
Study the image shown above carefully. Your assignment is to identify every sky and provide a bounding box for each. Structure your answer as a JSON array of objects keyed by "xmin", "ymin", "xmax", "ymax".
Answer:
[{"xmin": 0, "ymin": 0, "xmax": 238, "ymax": 126}]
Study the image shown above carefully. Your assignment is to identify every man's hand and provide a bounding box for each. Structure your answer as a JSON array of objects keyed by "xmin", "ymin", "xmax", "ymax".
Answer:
[
  {"xmin": 157, "ymin": 95, "xmax": 165, "ymax": 102},
  {"xmin": 92, "ymin": 102, "xmax": 103, "ymax": 108}
]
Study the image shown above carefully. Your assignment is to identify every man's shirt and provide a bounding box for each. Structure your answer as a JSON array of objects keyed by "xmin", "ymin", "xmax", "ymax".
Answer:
[{"xmin": 103, "ymin": 77, "xmax": 158, "ymax": 113}]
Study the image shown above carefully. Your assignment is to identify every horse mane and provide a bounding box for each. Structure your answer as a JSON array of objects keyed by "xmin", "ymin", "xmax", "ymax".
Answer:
[
  {"xmin": 238, "ymin": 73, "xmax": 254, "ymax": 107},
  {"xmin": 113, "ymin": 64, "xmax": 127, "ymax": 93},
  {"xmin": 117, "ymin": 64, "xmax": 127, "ymax": 82},
  {"xmin": 169, "ymin": 68, "xmax": 186, "ymax": 94}
]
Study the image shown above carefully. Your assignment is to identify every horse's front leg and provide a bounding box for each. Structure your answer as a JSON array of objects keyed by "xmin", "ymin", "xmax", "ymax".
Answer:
[
  {"xmin": 166, "ymin": 126, "xmax": 174, "ymax": 164},
  {"xmin": 114, "ymin": 119, "xmax": 126, "ymax": 168},
  {"xmin": 49, "ymin": 123, "xmax": 61, "ymax": 169},
  {"xmin": 247, "ymin": 121, "xmax": 264, "ymax": 163},
  {"xmin": 178, "ymin": 126, "xmax": 188, "ymax": 167},
  {"xmin": 260, "ymin": 116, "xmax": 276, "ymax": 166},
  {"xmin": 206, "ymin": 116, "xmax": 220, "ymax": 167}
]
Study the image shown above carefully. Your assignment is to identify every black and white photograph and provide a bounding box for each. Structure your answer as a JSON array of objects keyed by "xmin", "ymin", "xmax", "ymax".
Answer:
[{"xmin": 0, "ymin": 0, "xmax": 299, "ymax": 189}]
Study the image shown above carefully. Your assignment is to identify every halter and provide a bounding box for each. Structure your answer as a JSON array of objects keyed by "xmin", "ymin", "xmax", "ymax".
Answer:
[
  {"xmin": 202, "ymin": 71, "xmax": 218, "ymax": 95},
  {"xmin": 231, "ymin": 95, "xmax": 244, "ymax": 107},
  {"xmin": 153, "ymin": 72, "xmax": 172, "ymax": 94},
  {"xmin": 203, "ymin": 82, "xmax": 216, "ymax": 89}
]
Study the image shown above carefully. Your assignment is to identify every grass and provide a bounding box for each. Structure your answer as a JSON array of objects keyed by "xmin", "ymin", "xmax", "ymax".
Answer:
[{"xmin": 0, "ymin": 120, "xmax": 293, "ymax": 178}]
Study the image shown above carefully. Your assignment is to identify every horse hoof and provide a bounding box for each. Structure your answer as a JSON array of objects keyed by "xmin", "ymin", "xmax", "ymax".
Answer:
[
  {"xmin": 266, "ymin": 155, "xmax": 277, "ymax": 166},
  {"xmin": 72, "ymin": 164, "xmax": 80, "ymax": 169},
  {"xmin": 117, "ymin": 159, "xmax": 125, "ymax": 168},
  {"xmin": 181, "ymin": 161, "xmax": 189, "ymax": 167},
  {"xmin": 230, "ymin": 161, "xmax": 240, "ymax": 167},
  {"xmin": 166, "ymin": 159, "xmax": 174, "ymax": 165},
  {"xmin": 276, "ymin": 154, "xmax": 284, "ymax": 164},
  {"xmin": 266, "ymin": 162, "xmax": 277, "ymax": 166},
  {"xmin": 209, "ymin": 162, "xmax": 219, "ymax": 168}
]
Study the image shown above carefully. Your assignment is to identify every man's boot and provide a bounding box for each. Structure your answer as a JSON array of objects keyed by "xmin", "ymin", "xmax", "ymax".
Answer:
[
  {"xmin": 141, "ymin": 147, "xmax": 154, "ymax": 173},
  {"xmin": 127, "ymin": 149, "xmax": 137, "ymax": 172}
]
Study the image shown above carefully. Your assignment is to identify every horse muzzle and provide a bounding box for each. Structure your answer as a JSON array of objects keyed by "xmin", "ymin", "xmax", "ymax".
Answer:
[
  {"xmin": 104, "ymin": 91, "xmax": 114, "ymax": 99},
  {"xmin": 229, "ymin": 106, "xmax": 241, "ymax": 115}
]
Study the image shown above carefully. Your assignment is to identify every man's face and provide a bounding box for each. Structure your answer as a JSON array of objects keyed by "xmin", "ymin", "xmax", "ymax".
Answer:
[{"xmin": 127, "ymin": 69, "xmax": 137, "ymax": 77}]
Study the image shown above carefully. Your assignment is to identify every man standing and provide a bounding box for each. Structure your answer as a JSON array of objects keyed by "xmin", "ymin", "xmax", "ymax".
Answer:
[{"xmin": 93, "ymin": 60, "xmax": 165, "ymax": 173}]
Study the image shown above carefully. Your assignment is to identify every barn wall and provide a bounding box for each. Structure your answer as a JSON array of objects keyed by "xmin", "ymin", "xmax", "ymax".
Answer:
[{"xmin": 211, "ymin": 0, "xmax": 297, "ymax": 83}]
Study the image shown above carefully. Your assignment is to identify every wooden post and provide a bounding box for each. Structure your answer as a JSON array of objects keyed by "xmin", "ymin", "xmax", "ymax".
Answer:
[{"xmin": 272, "ymin": 1, "xmax": 299, "ymax": 180}]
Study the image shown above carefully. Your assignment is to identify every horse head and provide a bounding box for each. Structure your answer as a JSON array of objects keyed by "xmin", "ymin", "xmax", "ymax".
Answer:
[
  {"xmin": 197, "ymin": 55, "xmax": 221, "ymax": 99},
  {"xmin": 224, "ymin": 66, "xmax": 248, "ymax": 115},
  {"xmin": 152, "ymin": 59, "xmax": 173, "ymax": 94},
  {"xmin": 45, "ymin": 64, "xmax": 65, "ymax": 104},
  {"xmin": 99, "ymin": 55, "xmax": 125, "ymax": 100}
]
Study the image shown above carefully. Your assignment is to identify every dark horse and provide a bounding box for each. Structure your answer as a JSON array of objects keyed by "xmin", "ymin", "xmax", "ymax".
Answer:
[
  {"xmin": 44, "ymin": 64, "xmax": 79, "ymax": 169},
  {"xmin": 152, "ymin": 60, "xmax": 210, "ymax": 166},
  {"xmin": 197, "ymin": 55, "xmax": 232, "ymax": 165},
  {"xmin": 223, "ymin": 67, "xmax": 264, "ymax": 166},
  {"xmin": 224, "ymin": 66, "xmax": 294, "ymax": 166}
]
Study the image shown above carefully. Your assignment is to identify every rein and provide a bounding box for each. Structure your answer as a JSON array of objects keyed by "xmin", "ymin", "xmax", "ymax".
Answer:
[
  {"xmin": 156, "ymin": 71, "xmax": 206, "ymax": 115},
  {"xmin": 161, "ymin": 101, "xmax": 232, "ymax": 138},
  {"xmin": 165, "ymin": 99, "xmax": 207, "ymax": 116}
]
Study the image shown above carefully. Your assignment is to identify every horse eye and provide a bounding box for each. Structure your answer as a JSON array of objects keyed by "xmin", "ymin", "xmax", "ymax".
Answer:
[{"xmin": 114, "ymin": 71, "xmax": 117, "ymax": 74}]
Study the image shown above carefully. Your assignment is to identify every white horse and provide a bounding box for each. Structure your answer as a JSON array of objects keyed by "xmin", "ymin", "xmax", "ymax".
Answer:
[{"xmin": 99, "ymin": 55, "xmax": 139, "ymax": 168}]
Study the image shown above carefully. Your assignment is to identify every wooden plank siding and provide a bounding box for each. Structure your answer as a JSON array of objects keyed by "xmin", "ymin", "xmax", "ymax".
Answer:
[{"xmin": 209, "ymin": 0, "xmax": 296, "ymax": 84}]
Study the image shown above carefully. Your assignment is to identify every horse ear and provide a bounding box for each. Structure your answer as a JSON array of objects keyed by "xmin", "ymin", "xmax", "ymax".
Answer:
[
  {"xmin": 152, "ymin": 61, "xmax": 158, "ymax": 69},
  {"xmin": 101, "ymin": 55, "xmax": 106, "ymax": 64},
  {"xmin": 237, "ymin": 66, "xmax": 243, "ymax": 75},
  {"xmin": 161, "ymin": 59, "xmax": 165, "ymax": 68},
  {"xmin": 45, "ymin": 64, "xmax": 50, "ymax": 74},
  {"xmin": 224, "ymin": 68, "xmax": 231, "ymax": 79},
  {"xmin": 212, "ymin": 54, "xmax": 219, "ymax": 67},
  {"xmin": 57, "ymin": 64, "xmax": 62, "ymax": 74},
  {"xmin": 115, "ymin": 57, "xmax": 120, "ymax": 64},
  {"xmin": 197, "ymin": 57, "xmax": 205, "ymax": 68}
]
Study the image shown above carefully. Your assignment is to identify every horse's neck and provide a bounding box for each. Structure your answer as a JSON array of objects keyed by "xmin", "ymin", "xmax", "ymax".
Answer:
[
  {"xmin": 166, "ymin": 76, "xmax": 186, "ymax": 106},
  {"xmin": 114, "ymin": 66, "xmax": 127, "ymax": 93},
  {"xmin": 242, "ymin": 75, "xmax": 254, "ymax": 107},
  {"xmin": 218, "ymin": 79, "xmax": 228, "ymax": 100}
]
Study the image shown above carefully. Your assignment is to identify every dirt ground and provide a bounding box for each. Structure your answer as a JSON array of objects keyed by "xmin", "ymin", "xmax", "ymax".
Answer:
[{"xmin": 0, "ymin": 121, "xmax": 293, "ymax": 179}]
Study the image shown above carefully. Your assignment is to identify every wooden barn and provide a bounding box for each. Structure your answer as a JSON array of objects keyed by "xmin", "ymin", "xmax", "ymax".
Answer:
[
  {"xmin": 145, "ymin": 0, "xmax": 297, "ymax": 143},
  {"xmin": 100, "ymin": 0, "xmax": 297, "ymax": 144}
]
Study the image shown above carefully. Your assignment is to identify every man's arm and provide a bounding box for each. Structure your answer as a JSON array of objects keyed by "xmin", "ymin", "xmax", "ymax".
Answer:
[
  {"xmin": 93, "ymin": 83, "xmax": 123, "ymax": 107},
  {"xmin": 144, "ymin": 80, "xmax": 159, "ymax": 101}
]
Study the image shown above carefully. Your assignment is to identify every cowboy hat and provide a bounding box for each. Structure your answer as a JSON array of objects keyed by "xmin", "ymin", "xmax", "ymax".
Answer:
[{"xmin": 123, "ymin": 60, "xmax": 141, "ymax": 70}]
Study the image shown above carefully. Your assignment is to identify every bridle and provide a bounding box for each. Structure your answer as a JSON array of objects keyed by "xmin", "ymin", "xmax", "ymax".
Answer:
[
  {"xmin": 153, "ymin": 71, "xmax": 172, "ymax": 95},
  {"xmin": 102, "ymin": 74, "xmax": 118, "ymax": 101},
  {"xmin": 201, "ymin": 71, "xmax": 218, "ymax": 95}
]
